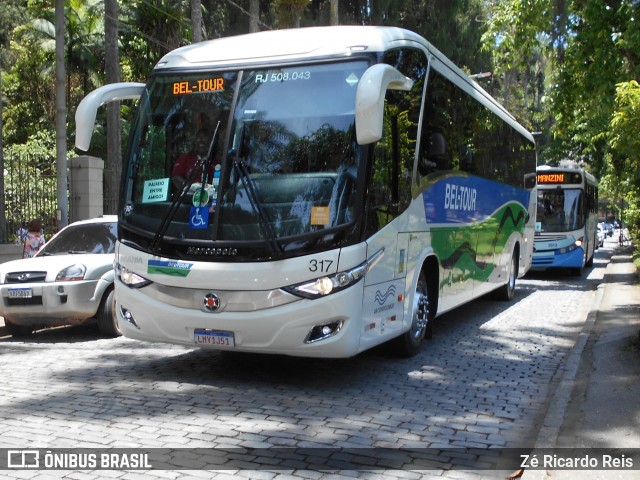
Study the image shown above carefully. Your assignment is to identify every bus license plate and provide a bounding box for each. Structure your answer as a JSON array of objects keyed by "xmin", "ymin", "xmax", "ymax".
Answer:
[
  {"xmin": 9, "ymin": 288, "xmax": 33, "ymax": 298},
  {"xmin": 194, "ymin": 329, "xmax": 235, "ymax": 347}
]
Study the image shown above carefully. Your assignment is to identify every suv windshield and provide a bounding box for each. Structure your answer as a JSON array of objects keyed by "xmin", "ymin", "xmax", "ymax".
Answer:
[
  {"xmin": 40, "ymin": 222, "xmax": 118, "ymax": 255},
  {"xmin": 122, "ymin": 60, "xmax": 369, "ymax": 260}
]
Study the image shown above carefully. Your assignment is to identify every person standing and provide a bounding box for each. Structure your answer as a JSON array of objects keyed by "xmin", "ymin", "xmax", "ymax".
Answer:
[{"xmin": 23, "ymin": 219, "xmax": 46, "ymax": 258}]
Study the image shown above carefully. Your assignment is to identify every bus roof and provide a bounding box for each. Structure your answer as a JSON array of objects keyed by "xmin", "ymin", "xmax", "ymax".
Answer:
[
  {"xmin": 155, "ymin": 26, "xmax": 428, "ymax": 69},
  {"xmin": 153, "ymin": 26, "xmax": 533, "ymax": 144}
]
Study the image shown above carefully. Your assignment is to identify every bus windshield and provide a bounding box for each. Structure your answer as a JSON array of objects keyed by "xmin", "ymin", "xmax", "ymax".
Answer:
[
  {"xmin": 121, "ymin": 60, "xmax": 369, "ymax": 259},
  {"xmin": 536, "ymin": 188, "xmax": 585, "ymax": 233}
]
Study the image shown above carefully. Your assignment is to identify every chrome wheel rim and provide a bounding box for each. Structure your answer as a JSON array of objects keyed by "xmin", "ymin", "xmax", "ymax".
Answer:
[{"xmin": 410, "ymin": 285, "xmax": 429, "ymax": 342}]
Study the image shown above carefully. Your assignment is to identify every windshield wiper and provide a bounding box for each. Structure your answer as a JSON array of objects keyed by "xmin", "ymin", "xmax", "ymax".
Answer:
[
  {"xmin": 150, "ymin": 122, "xmax": 221, "ymax": 253},
  {"xmin": 234, "ymin": 160, "xmax": 281, "ymax": 258}
]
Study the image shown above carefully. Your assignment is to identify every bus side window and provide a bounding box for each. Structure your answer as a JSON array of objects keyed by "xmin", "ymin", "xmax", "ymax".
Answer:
[
  {"xmin": 365, "ymin": 47, "xmax": 426, "ymax": 236},
  {"xmin": 419, "ymin": 130, "xmax": 449, "ymax": 175},
  {"xmin": 418, "ymin": 69, "xmax": 456, "ymax": 180}
]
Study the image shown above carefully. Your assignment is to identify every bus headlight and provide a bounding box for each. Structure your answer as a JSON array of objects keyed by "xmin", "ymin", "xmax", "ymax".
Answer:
[
  {"xmin": 117, "ymin": 264, "xmax": 152, "ymax": 288},
  {"xmin": 283, "ymin": 248, "xmax": 384, "ymax": 299}
]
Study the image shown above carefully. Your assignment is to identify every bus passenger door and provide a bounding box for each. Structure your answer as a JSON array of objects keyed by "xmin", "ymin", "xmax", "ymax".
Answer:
[{"xmin": 360, "ymin": 231, "xmax": 408, "ymax": 350}]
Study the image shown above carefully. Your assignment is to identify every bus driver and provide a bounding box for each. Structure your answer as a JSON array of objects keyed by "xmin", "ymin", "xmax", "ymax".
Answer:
[{"xmin": 171, "ymin": 129, "xmax": 214, "ymax": 191}]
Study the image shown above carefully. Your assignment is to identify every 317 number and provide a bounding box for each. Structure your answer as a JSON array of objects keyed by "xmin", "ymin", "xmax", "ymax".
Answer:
[{"xmin": 309, "ymin": 259, "xmax": 333, "ymax": 273}]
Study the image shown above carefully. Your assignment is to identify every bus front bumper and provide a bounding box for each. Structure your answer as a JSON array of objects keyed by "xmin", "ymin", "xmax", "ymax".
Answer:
[
  {"xmin": 114, "ymin": 278, "xmax": 366, "ymax": 358},
  {"xmin": 531, "ymin": 246, "xmax": 585, "ymax": 269}
]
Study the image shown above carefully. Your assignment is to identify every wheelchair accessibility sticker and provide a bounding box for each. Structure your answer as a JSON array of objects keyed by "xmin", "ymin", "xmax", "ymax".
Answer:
[{"xmin": 190, "ymin": 206, "xmax": 209, "ymax": 229}]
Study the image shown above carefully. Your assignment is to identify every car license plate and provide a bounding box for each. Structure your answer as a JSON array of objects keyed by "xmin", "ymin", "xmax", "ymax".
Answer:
[
  {"xmin": 8, "ymin": 288, "xmax": 33, "ymax": 298},
  {"xmin": 194, "ymin": 329, "xmax": 235, "ymax": 347}
]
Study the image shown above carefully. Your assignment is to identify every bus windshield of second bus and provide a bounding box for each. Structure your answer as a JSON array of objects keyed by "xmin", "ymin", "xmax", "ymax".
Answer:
[{"xmin": 537, "ymin": 187, "xmax": 585, "ymax": 233}]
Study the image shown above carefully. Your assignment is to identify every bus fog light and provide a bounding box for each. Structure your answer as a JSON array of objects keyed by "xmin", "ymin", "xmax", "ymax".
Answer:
[
  {"xmin": 305, "ymin": 321, "xmax": 343, "ymax": 343},
  {"xmin": 119, "ymin": 305, "xmax": 140, "ymax": 329}
]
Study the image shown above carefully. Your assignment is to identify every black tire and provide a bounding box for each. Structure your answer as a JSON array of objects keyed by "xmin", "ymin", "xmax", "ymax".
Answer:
[
  {"xmin": 495, "ymin": 250, "xmax": 518, "ymax": 301},
  {"xmin": 96, "ymin": 288, "xmax": 121, "ymax": 337},
  {"xmin": 585, "ymin": 254, "xmax": 594, "ymax": 267},
  {"xmin": 4, "ymin": 319, "xmax": 33, "ymax": 338},
  {"xmin": 585, "ymin": 241, "xmax": 594, "ymax": 267},
  {"xmin": 390, "ymin": 271, "xmax": 430, "ymax": 357}
]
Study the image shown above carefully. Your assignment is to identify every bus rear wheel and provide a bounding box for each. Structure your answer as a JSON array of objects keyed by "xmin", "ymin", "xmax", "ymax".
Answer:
[
  {"xmin": 391, "ymin": 271, "xmax": 430, "ymax": 357},
  {"xmin": 495, "ymin": 250, "xmax": 518, "ymax": 301}
]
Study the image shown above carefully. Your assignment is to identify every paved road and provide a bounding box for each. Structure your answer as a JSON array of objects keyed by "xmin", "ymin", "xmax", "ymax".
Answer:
[{"xmin": 0, "ymin": 238, "xmax": 619, "ymax": 479}]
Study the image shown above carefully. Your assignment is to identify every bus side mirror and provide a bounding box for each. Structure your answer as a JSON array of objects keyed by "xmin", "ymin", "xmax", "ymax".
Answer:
[
  {"xmin": 355, "ymin": 64, "xmax": 413, "ymax": 145},
  {"xmin": 75, "ymin": 82, "xmax": 145, "ymax": 151}
]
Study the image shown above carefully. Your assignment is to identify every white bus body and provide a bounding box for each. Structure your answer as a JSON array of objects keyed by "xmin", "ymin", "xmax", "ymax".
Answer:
[{"xmin": 76, "ymin": 26, "xmax": 537, "ymax": 358}]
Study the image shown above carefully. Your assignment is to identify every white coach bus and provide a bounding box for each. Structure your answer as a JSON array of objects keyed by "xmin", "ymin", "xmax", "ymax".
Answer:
[{"xmin": 75, "ymin": 26, "xmax": 537, "ymax": 358}]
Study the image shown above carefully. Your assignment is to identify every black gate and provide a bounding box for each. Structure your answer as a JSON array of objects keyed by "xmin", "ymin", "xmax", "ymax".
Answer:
[{"xmin": 4, "ymin": 148, "xmax": 59, "ymax": 242}]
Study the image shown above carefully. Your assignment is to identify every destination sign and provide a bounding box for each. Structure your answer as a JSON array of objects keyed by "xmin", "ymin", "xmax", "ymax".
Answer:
[
  {"xmin": 537, "ymin": 172, "xmax": 582, "ymax": 185},
  {"xmin": 172, "ymin": 78, "xmax": 224, "ymax": 95}
]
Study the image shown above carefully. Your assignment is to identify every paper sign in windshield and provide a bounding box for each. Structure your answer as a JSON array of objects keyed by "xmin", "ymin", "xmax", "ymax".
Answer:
[
  {"xmin": 142, "ymin": 178, "xmax": 169, "ymax": 203},
  {"xmin": 311, "ymin": 206, "xmax": 330, "ymax": 226}
]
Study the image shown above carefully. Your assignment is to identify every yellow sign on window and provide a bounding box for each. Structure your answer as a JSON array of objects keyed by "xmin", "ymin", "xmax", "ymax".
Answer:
[{"xmin": 310, "ymin": 206, "xmax": 330, "ymax": 226}]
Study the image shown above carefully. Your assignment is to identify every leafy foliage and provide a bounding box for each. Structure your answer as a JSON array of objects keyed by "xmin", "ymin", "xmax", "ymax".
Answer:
[{"xmin": 2, "ymin": 0, "xmax": 640, "ymax": 242}]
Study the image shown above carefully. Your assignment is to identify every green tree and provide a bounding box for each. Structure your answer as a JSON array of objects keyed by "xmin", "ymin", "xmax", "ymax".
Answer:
[
  {"xmin": 605, "ymin": 80, "xmax": 640, "ymax": 237},
  {"xmin": 0, "ymin": 0, "xmax": 28, "ymax": 243}
]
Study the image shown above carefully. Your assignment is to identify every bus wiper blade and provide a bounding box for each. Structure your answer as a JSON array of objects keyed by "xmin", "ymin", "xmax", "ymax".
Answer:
[
  {"xmin": 234, "ymin": 160, "xmax": 281, "ymax": 258},
  {"xmin": 150, "ymin": 123, "xmax": 221, "ymax": 254},
  {"xmin": 199, "ymin": 121, "xmax": 221, "ymax": 198}
]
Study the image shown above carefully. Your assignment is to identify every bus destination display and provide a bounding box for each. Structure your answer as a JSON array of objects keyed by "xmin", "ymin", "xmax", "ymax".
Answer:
[
  {"xmin": 173, "ymin": 78, "xmax": 224, "ymax": 95},
  {"xmin": 537, "ymin": 172, "xmax": 582, "ymax": 185}
]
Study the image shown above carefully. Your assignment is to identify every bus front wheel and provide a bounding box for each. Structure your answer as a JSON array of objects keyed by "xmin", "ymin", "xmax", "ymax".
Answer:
[{"xmin": 391, "ymin": 271, "xmax": 430, "ymax": 357}]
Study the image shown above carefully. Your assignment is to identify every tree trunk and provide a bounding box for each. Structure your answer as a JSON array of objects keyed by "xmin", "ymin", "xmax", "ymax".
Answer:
[
  {"xmin": 0, "ymin": 68, "xmax": 6, "ymax": 243},
  {"xmin": 249, "ymin": 0, "xmax": 259, "ymax": 33},
  {"xmin": 330, "ymin": 0, "xmax": 339, "ymax": 26},
  {"xmin": 55, "ymin": 0, "xmax": 68, "ymax": 227},
  {"xmin": 104, "ymin": 0, "xmax": 121, "ymax": 216},
  {"xmin": 191, "ymin": 0, "xmax": 202, "ymax": 43}
]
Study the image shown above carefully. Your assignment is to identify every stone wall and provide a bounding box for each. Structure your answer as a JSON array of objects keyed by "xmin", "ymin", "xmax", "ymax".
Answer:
[{"xmin": 0, "ymin": 244, "xmax": 24, "ymax": 264}]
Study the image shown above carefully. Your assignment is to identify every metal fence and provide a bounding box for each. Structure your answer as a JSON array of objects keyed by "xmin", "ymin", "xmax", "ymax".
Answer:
[{"xmin": 4, "ymin": 148, "xmax": 59, "ymax": 242}]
